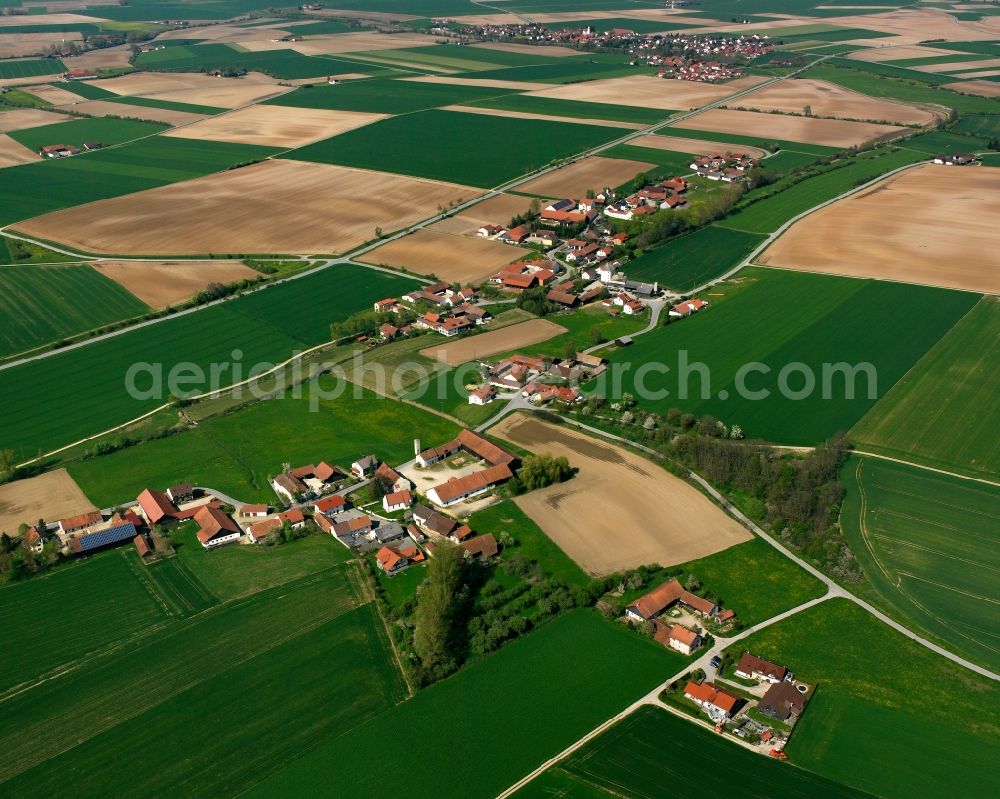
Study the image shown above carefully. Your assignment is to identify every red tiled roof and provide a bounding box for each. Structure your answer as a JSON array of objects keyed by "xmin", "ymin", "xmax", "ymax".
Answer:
[
  {"xmin": 195, "ymin": 506, "xmax": 240, "ymax": 544},
  {"xmin": 377, "ymin": 545, "xmax": 406, "ymax": 572},
  {"xmin": 736, "ymin": 652, "xmax": 788, "ymax": 682},
  {"xmin": 314, "ymin": 495, "xmax": 347, "ymax": 514},
  {"xmin": 60, "ymin": 510, "xmax": 103, "ymax": 531},
  {"xmin": 461, "ymin": 533, "xmax": 499, "ymax": 559},
  {"xmin": 137, "ymin": 488, "xmax": 177, "ymax": 524},
  {"xmin": 242, "ymin": 503, "xmax": 269, "ymax": 515},
  {"xmin": 248, "ymin": 518, "xmax": 281, "ymax": 539},
  {"xmin": 429, "ymin": 463, "xmax": 512, "ymax": 504},
  {"xmin": 278, "ymin": 508, "xmax": 304, "ymax": 525},
  {"xmin": 385, "ymin": 489, "xmax": 413, "ymax": 507}
]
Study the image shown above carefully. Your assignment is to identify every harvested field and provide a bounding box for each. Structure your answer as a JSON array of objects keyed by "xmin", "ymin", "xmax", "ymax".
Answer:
[
  {"xmin": 89, "ymin": 72, "xmax": 285, "ymax": 108},
  {"xmin": 0, "ymin": 32, "xmax": 83, "ymax": 59},
  {"xmin": 0, "ymin": 133, "xmax": 39, "ymax": 167},
  {"xmin": 943, "ymin": 79, "xmax": 1000, "ymax": 97},
  {"xmin": 950, "ymin": 68, "xmax": 1000, "ymax": 79},
  {"xmin": 24, "ymin": 84, "xmax": 85, "ymax": 106},
  {"xmin": 759, "ymin": 164, "xmax": 1000, "ymax": 294},
  {"xmin": 730, "ymin": 78, "xmax": 937, "ymax": 125},
  {"xmin": 279, "ymin": 31, "xmax": 438, "ymax": 54},
  {"xmin": 93, "ymin": 260, "xmax": 258, "ymax": 309},
  {"xmin": 403, "ymin": 74, "xmax": 558, "ymax": 91},
  {"xmin": 431, "ymin": 193, "xmax": 541, "ymax": 236},
  {"xmin": 826, "ymin": 8, "xmax": 1000, "ymax": 44},
  {"xmin": 490, "ymin": 414, "xmax": 751, "ymax": 575},
  {"xmin": 420, "ymin": 320, "xmax": 566, "ymax": 366},
  {"xmin": 17, "ymin": 160, "xmax": 481, "ymax": 256},
  {"xmin": 525, "ymin": 74, "xmax": 764, "ymax": 111},
  {"xmin": 516, "ymin": 155, "xmax": 656, "ymax": 199},
  {"xmin": 442, "ymin": 103, "xmax": 642, "ymax": 129},
  {"xmin": 164, "ymin": 105, "xmax": 386, "ymax": 148},
  {"xmin": 63, "ymin": 44, "xmax": 131, "ymax": 71},
  {"xmin": 61, "ymin": 99, "xmax": 206, "ymax": 127},
  {"xmin": 470, "ymin": 41, "xmax": 583, "ymax": 57},
  {"xmin": 852, "ymin": 44, "xmax": 966, "ymax": 62},
  {"xmin": 680, "ymin": 108, "xmax": 907, "ymax": 147},
  {"xmin": 630, "ymin": 133, "xmax": 768, "ymax": 158},
  {"xmin": 0, "ymin": 108, "xmax": 71, "ymax": 132},
  {"xmin": 0, "ymin": 13, "xmax": 102, "ymax": 26},
  {"xmin": 360, "ymin": 229, "xmax": 529, "ymax": 283},
  {"xmin": 0, "ymin": 469, "xmax": 96, "ymax": 535}
]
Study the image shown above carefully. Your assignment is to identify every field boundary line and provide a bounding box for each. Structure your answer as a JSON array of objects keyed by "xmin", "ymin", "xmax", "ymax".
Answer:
[{"xmin": 853, "ymin": 450, "xmax": 1000, "ymax": 488}]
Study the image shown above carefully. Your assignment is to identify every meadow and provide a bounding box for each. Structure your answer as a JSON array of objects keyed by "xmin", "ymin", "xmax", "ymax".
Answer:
[
  {"xmin": 468, "ymin": 500, "xmax": 590, "ymax": 588},
  {"xmin": 138, "ymin": 550, "xmax": 218, "ymax": 617},
  {"xmin": 170, "ymin": 520, "xmax": 353, "ymax": 601},
  {"xmin": 56, "ymin": 80, "xmax": 117, "ymax": 100},
  {"xmin": 0, "ymin": 264, "xmax": 419, "ymax": 456},
  {"xmin": 68, "ymin": 384, "xmax": 460, "ymax": 507},
  {"xmin": 601, "ymin": 269, "xmax": 978, "ymax": 445},
  {"xmin": 520, "ymin": 704, "xmax": 870, "ymax": 799},
  {"xmin": 0, "ymin": 58, "xmax": 65, "ymax": 79},
  {"xmin": 266, "ymin": 77, "xmax": 517, "ymax": 114},
  {"xmin": 466, "ymin": 94, "xmax": 670, "ymax": 125},
  {"xmin": 0, "ymin": 551, "xmax": 166, "ymax": 694},
  {"xmin": 602, "ymin": 142, "xmax": 694, "ymax": 174},
  {"xmin": 462, "ymin": 59, "xmax": 653, "ymax": 84},
  {"xmin": 7, "ymin": 116, "xmax": 167, "ymax": 154},
  {"xmin": 0, "ymin": 569, "xmax": 409, "ymax": 798},
  {"xmin": 677, "ymin": 536, "xmax": 825, "ymax": 625},
  {"xmin": 719, "ymin": 148, "xmax": 923, "ymax": 234},
  {"xmin": 248, "ymin": 609, "xmax": 685, "ymax": 798},
  {"xmin": 801, "ymin": 61, "xmax": 1000, "ymax": 114},
  {"xmin": 134, "ymin": 43, "xmax": 384, "ymax": 79},
  {"xmin": 850, "ymin": 297, "xmax": 999, "ymax": 478},
  {"xmin": 840, "ymin": 455, "xmax": 1000, "ymax": 673},
  {"xmin": 285, "ymin": 109, "xmax": 622, "ymax": 188},
  {"xmin": 624, "ymin": 225, "xmax": 765, "ymax": 291},
  {"xmin": 0, "ymin": 264, "xmax": 148, "ymax": 358},
  {"xmin": 900, "ymin": 128, "xmax": 990, "ymax": 155},
  {"xmin": 352, "ymin": 43, "xmax": 572, "ymax": 72},
  {"xmin": 727, "ymin": 599, "xmax": 1000, "ymax": 799},
  {"xmin": 0, "ymin": 136, "xmax": 278, "ymax": 226}
]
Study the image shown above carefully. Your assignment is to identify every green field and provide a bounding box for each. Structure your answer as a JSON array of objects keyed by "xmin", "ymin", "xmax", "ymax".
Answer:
[
  {"xmin": 625, "ymin": 225, "xmax": 765, "ymax": 291},
  {"xmin": 466, "ymin": 94, "xmax": 672, "ymax": 125},
  {"xmin": 654, "ymin": 126, "xmax": 840, "ymax": 156},
  {"xmin": 68, "ymin": 384, "xmax": 459, "ymax": 507},
  {"xmin": 104, "ymin": 93, "xmax": 226, "ymax": 115},
  {"xmin": 460, "ymin": 60, "xmax": 654, "ymax": 84},
  {"xmin": 840, "ymin": 455, "xmax": 1000, "ymax": 673},
  {"xmin": 542, "ymin": 16, "xmax": 698, "ymax": 33},
  {"xmin": 0, "ymin": 58, "xmax": 65, "ymax": 79},
  {"xmin": 285, "ymin": 109, "xmax": 622, "ymax": 188},
  {"xmin": 171, "ymin": 522, "xmax": 353, "ymax": 601},
  {"xmin": 900, "ymin": 128, "xmax": 991, "ymax": 155},
  {"xmin": 55, "ymin": 80, "xmax": 118, "ymax": 100},
  {"xmin": 885, "ymin": 53, "xmax": 989, "ymax": 69},
  {"xmin": 599, "ymin": 268, "xmax": 978, "ymax": 444},
  {"xmin": 0, "ymin": 264, "xmax": 419, "ymax": 456},
  {"xmin": 468, "ymin": 500, "xmax": 590, "ymax": 587},
  {"xmin": 248, "ymin": 609, "xmax": 685, "ymax": 798},
  {"xmin": 802, "ymin": 61, "xmax": 1000, "ymax": 114},
  {"xmin": 0, "ymin": 263, "xmax": 149, "ymax": 358},
  {"xmin": 0, "ymin": 136, "xmax": 278, "ymax": 226},
  {"xmin": 7, "ymin": 116, "xmax": 167, "ymax": 153},
  {"xmin": 518, "ymin": 704, "xmax": 871, "ymax": 799},
  {"xmin": 728, "ymin": 598, "xmax": 1000, "ymax": 799},
  {"xmin": 602, "ymin": 142, "xmax": 694, "ymax": 174},
  {"xmin": 266, "ymin": 76, "xmax": 519, "ymax": 114},
  {"xmin": 350, "ymin": 42, "xmax": 573, "ymax": 72},
  {"xmin": 850, "ymin": 297, "xmax": 999, "ymax": 478},
  {"xmin": 719, "ymin": 149, "xmax": 924, "ymax": 234},
  {"xmin": 677, "ymin": 536, "xmax": 826, "ymax": 625},
  {"xmin": 138, "ymin": 551, "xmax": 218, "ymax": 616},
  {"xmin": 135, "ymin": 43, "xmax": 385, "ymax": 79},
  {"xmin": 1, "ymin": 567, "xmax": 409, "ymax": 798},
  {"xmin": 0, "ymin": 551, "xmax": 166, "ymax": 693}
]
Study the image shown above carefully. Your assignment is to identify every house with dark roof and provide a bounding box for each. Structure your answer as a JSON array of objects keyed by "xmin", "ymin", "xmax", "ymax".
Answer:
[
  {"xmin": 735, "ymin": 652, "xmax": 791, "ymax": 683},
  {"xmin": 166, "ymin": 484, "xmax": 195, "ymax": 504},
  {"xmin": 460, "ymin": 533, "xmax": 499, "ymax": 561},
  {"xmin": 758, "ymin": 680, "xmax": 807, "ymax": 721}
]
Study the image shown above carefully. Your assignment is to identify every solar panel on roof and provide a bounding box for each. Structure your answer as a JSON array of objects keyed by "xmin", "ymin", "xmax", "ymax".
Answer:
[{"xmin": 78, "ymin": 522, "xmax": 137, "ymax": 552}]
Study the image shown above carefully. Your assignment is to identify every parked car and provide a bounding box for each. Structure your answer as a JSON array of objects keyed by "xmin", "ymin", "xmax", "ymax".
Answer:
[{"xmin": 709, "ymin": 655, "xmax": 722, "ymax": 669}]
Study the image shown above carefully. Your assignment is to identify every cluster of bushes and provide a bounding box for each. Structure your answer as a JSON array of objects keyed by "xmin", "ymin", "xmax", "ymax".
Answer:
[
  {"xmin": 509, "ymin": 453, "xmax": 573, "ymax": 495},
  {"xmin": 329, "ymin": 306, "xmax": 416, "ymax": 342},
  {"xmin": 0, "ymin": 527, "xmax": 61, "ymax": 583}
]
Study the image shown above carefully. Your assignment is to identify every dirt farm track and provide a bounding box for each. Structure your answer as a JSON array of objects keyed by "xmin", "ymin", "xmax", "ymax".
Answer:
[
  {"xmin": 758, "ymin": 164, "xmax": 1000, "ymax": 294},
  {"xmin": 490, "ymin": 414, "xmax": 751, "ymax": 575},
  {"xmin": 14, "ymin": 160, "xmax": 482, "ymax": 256}
]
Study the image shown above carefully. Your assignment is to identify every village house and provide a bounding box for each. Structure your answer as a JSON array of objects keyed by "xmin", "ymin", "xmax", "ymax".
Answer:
[
  {"xmin": 383, "ymin": 489, "xmax": 413, "ymax": 513},
  {"xmin": 370, "ymin": 521, "xmax": 408, "ymax": 546},
  {"xmin": 417, "ymin": 428, "xmax": 518, "ymax": 469},
  {"xmin": 468, "ymin": 384, "xmax": 497, "ymax": 405},
  {"xmin": 669, "ymin": 299, "xmax": 708, "ymax": 318},
  {"xmin": 246, "ymin": 517, "xmax": 280, "ymax": 543},
  {"xmin": 271, "ymin": 462, "xmax": 345, "ymax": 503},
  {"xmin": 195, "ymin": 506, "xmax": 241, "ymax": 549},
  {"xmin": 500, "ymin": 224, "xmax": 531, "ymax": 244},
  {"xmin": 654, "ymin": 621, "xmax": 703, "ymax": 656},
  {"xmin": 374, "ymin": 298, "xmax": 400, "ymax": 313},
  {"xmin": 241, "ymin": 503, "xmax": 270, "ymax": 517},
  {"xmin": 133, "ymin": 533, "xmax": 153, "ymax": 560},
  {"xmin": 684, "ymin": 681, "xmax": 741, "ymax": 719},
  {"xmin": 426, "ymin": 463, "xmax": 513, "ymax": 507},
  {"xmin": 351, "ymin": 455, "xmax": 379, "ymax": 479},
  {"xmin": 58, "ymin": 510, "xmax": 104, "ymax": 536},
  {"xmin": 25, "ymin": 526, "xmax": 46, "ymax": 554},
  {"xmin": 374, "ymin": 462, "xmax": 412, "ymax": 493},
  {"xmin": 137, "ymin": 488, "xmax": 180, "ymax": 525},
  {"xmin": 735, "ymin": 652, "xmax": 792, "ymax": 683},
  {"xmin": 167, "ymin": 483, "xmax": 195, "ymax": 504},
  {"xmin": 314, "ymin": 494, "xmax": 348, "ymax": 516},
  {"xmin": 460, "ymin": 533, "xmax": 499, "ymax": 561},
  {"xmin": 376, "ymin": 543, "xmax": 425, "ymax": 574},
  {"xmin": 626, "ymin": 579, "xmax": 719, "ymax": 622},
  {"xmin": 331, "ymin": 514, "xmax": 373, "ymax": 543},
  {"xmin": 278, "ymin": 508, "xmax": 306, "ymax": 529},
  {"xmin": 933, "ymin": 153, "xmax": 976, "ymax": 165},
  {"xmin": 478, "ymin": 223, "xmax": 504, "ymax": 238},
  {"xmin": 411, "ymin": 503, "xmax": 468, "ymax": 541}
]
